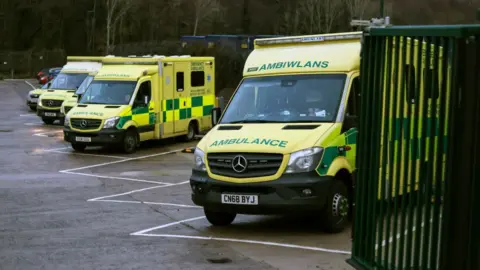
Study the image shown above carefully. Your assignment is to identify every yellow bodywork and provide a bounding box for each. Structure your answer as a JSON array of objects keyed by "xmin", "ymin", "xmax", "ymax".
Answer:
[
  {"xmin": 378, "ymin": 37, "xmax": 450, "ymax": 199},
  {"xmin": 38, "ymin": 56, "xmax": 104, "ymax": 116},
  {"xmin": 65, "ymin": 55, "xmax": 216, "ymax": 142},
  {"xmin": 196, "ymin": 32, "xmax": 363, "ymax": 183}
]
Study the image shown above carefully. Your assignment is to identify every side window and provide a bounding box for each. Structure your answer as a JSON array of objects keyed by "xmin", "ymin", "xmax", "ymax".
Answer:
[
  {"xmin": 176, "ymin": 72, "xmax": 184, "ymax": 92},
  {"xmin": 405, "ymin": 64, "xmax": 416, "ymax": 104},
  {"xmin": 135, "ymin": 81, "xmax": 151, "ymax": 104},
  {"xmin": 191, "ymin": 71, "xmax": 205, "ymax": 87},
  {"xmin": 346, "ymin": 76, "xmax": 361, "ymax": 117}
]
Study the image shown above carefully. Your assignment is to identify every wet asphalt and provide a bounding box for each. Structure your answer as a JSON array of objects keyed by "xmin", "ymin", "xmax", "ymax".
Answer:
[{"xmin": 0, "ymin": 80, "xmax": 353, "ymax": 270}]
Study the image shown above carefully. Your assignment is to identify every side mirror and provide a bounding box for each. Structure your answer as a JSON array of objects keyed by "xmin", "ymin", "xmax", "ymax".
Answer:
[
  {"xmin": 47, "ymin": 82, "xmax": 52, "ymax": 88},
  {"xmin": 211, "ymin": 107, "xmax": 222, "ymax": 126},
  {"xmin": 77, "ymin": 94, "xmax": 82, "ymax": 102}
]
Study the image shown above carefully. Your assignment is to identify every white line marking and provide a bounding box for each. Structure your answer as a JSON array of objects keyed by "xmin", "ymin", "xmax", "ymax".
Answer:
[
  {"xmin": 41, "ymin": 146, "xmax": 71, "ymax": 152},
  {"xmin": 92, "ymin": 199, "xmax": 201, "ymax": 209},
  {"xmin": 24, "ymin": 122, "xmax": 44, "ymax": 126},
  {"xmin": 60, "ymin": 148, "xmax": 183, "ymax": 172},
  {"xmin": 33, "ymin": 130, "xmax": 63, "ymax": 137},
  {"xmin": 87, "ymin": 181, "xmax": 189, "ymax": 201},
  {"xmin": 25, "ymin": 80, "xmax": 36, "ymax": 90},
  {"xmin": 375, "ymin": 214, "xmax": 443, "ymax": 250},
  {"xmin": 131, "ymin": 216, "xmax": 206, "ymax": 235},
  {"xmin": 64, "ymin": 171, "xmax": 173, "ymax": 186},
  {"xmin": 133, "ymin": 233, "xmax": 352, "ymax": 255},
  {"xmin": 50, "ymin": 150, "xmax": 127, "ymax": 159},
  {"xmin": 20, "ymin": 114, "xmax": 37, "ymax": 117}
]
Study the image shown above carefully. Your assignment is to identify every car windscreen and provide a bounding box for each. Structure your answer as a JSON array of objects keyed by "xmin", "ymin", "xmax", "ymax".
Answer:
[
  {"xmin": 49, "ymin": 73, "xmax": 88, "ymax": 90},
  {"xmin": 75, "ymin": 76, "xmax": 94, "ymax": 95},
  {"xmin": 220, "ymin": 74, "xmax": 346, "ymax": 124},
  {"xmin": 79, "ymin": 80, "xmax": 137, "ymax": 105}
]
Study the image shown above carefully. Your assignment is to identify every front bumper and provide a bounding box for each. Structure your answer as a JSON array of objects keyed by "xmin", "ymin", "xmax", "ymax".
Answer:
[
  {"xmin": 26, "ymin": 99, "xmax": 38, "ymax": 106},
  {"xmin": 37, "ymin": 107, "xmax": 64, "ymax": 120},
  {"xmin": 63, "ymin": 127, "xmax": 125, "ymax": 145},
  {"xmin": 190, "ymin": 170, "xmax": 334, "ymax": 215}
]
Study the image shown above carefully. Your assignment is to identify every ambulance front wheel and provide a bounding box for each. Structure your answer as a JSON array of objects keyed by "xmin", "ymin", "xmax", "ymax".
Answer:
[
  {"xmin": 204, "ymin": 208, "xmax": 236, "ymax": 226},
  {"xmin": 71, "ymin": 143, "xmax": 86, "ymax": 152},
  {"xmin": 321, "ymin": 179, "xmax": 350, "ymax": 233},
  {"xmin": 122, "ymin": 129, "xmax": 138, "ymax": 154}
]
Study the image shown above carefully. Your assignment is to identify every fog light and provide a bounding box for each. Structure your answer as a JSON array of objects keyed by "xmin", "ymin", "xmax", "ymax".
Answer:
[
  {"xmin": 302, "ymin": 188, "xmax": 312, "ymax": 196},
  {"xmin": 110, "ymin": 135, "xmax": 116, "ymax": 138}
]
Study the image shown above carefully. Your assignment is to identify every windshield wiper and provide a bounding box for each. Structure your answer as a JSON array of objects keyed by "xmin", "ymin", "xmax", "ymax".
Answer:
[
  {"xmin": 225, "ymin": 120, "xmax": 285, "ymax": 124},
  {"xmin": 81, "ymin": 101, "xmax": 104, "ymax": 104}
]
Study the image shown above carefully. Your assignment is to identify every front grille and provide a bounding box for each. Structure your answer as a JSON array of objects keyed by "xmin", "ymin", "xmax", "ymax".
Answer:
[
  {"xmin": 64, "ymin": 106, "xmax": 73, "ymax": 114},
  {"xmin": 42, "ymin": 99, "xmax": 63, "ymax": 107},
  {"xmin": 70, "ymin": 118, "xmax": 102, "ymax": 130},
  {"xmin": 207, "ymin": 152, "xmax": 283, "ymax": 178}
]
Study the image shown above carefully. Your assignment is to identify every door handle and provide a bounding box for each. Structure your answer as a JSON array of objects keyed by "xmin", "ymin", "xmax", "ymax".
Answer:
[
  {"xmin": 149, "ymin": 108, "xmax": 154, "ymax": 111},
  {"xmin": 183, "ymin": 101, "xmax": 186, "ymax": 106}
]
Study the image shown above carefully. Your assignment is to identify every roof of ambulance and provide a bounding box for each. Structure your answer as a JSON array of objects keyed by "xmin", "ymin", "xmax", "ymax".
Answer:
[{"xmin": 243, "ymin": 32, "xmax": 362, "ymax": 76}]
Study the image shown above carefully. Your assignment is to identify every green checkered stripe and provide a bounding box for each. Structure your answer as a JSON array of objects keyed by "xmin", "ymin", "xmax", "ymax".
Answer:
[{"xmin": 162, "ymin": 95, "xmax": 214, "ymax": 122}]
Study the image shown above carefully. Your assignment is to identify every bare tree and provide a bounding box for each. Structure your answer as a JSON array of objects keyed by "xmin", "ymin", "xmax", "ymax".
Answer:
[
  {"xmin": 344, "ymin": 0, "xmax": 370, "ymax": 21},
  {"xmin": 300, "ymin": 0, "xmax": 343, "ymax": 34},
  {"xmin": 192, "ymin": 0, "xmax": 220, "ymax": 35},
  {"xmin": 105, "ymin": 0, "xmax": 133, "ymax": 54}
]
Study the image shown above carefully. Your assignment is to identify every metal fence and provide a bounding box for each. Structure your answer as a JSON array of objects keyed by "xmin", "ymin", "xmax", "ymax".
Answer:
[
  {"xmin": 348, "ymin": 25, "xmax": 480, "ymax": 270},
  {"xmin": 0, "ymin": 49, "xmax": 66, "ymax": 78}
]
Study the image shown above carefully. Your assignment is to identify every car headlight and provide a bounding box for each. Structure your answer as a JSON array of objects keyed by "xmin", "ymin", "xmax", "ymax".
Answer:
[
  {"xmin": 193, "ymin": 148, "xmax": 206, "ymax": 171},
  {"xmin": 60, "ymin": 106, "xmax": 65, "ymax": 114},
  {"xmin": 285, "ymin": 147, "xmax": 323, "ymax": 174},
  {"xmin": 64, "ymin": 115, "xmax": 70, "ymax": 127},
  {"xmin": 103, "ymin": 116, "xmax": 120, "ymax": 129}
]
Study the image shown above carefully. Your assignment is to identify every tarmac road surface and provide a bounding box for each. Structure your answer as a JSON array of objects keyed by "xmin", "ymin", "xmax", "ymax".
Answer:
[{"xmin": 0, "ymin": 80, "xmax": 353, "ymax": 270}]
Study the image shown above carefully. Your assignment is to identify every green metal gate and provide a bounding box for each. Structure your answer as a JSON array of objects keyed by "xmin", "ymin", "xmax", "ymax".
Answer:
[{"xmin": 348, "ymin": 25, "xmax": 480, "ymax": 270}]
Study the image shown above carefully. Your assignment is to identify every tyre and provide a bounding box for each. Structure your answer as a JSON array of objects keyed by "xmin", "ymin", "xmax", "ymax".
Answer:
[
  {"xmin": 321, "ymin": 179, "xmax": 350, "ymax": 233},
  {"xmin": 71, "ymin": 143, "xmax": 87, "ymax": 152},
  {"xmin": 42, "ymin": 118, "xmax": 55, "ymax": 125},
  {"xmin": 122, "ymin": 129, "xmax": 138, "ymax": 154},
  {"xmin": 204, "ymin": 208, "xmax": 236, "ymax": 226},
  {"xmin": 182, "ymin": 122, "xmax": 197, "ymax": 142},
  {"xmin": 29, "ymin": 106, "xmax": 36, "ymax": 111}
]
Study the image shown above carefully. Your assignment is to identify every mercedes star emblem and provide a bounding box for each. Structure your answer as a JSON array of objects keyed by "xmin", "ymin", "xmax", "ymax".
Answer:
[
  {"xmin": 48, "ymin": 100, "xmax": 54, "ymax": 106},
  {"xmin": 232, "ymin": 155, "xmax": 248, "ymax": 173},
  {"xmin": 80, "ymin": 120, "xmax": 88, "ymax": 128}
]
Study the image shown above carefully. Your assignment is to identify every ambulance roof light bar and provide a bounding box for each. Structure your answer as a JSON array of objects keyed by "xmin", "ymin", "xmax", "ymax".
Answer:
[
  {"xmin": 255, "ymin": 32, "xmax": 363, "ymax": 46},
  {"xmin": 350, "ymin": 16, "xmax": 392, "ymax": 31}
]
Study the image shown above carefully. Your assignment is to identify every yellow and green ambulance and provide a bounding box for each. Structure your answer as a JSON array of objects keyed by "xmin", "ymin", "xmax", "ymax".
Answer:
[
  {"xmin": 37, "ymin": 56, "xmax": 104, "ymax": 124},
  {"xmin": 60, "ymin": 71, "xmax": 97, "ymax": 116},
  {"xmin": 63, "ymin": 55, "xmax": 216, "ymax": 153},
  {"xmin": 190, "ymin": 32, "xmax": 363, "ymax": 233},
  {"xmin": 190, "ymin": 31, "xmax": 448, "ymax": 233}
]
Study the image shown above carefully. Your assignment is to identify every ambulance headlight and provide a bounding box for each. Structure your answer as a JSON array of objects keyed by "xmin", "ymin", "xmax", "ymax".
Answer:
[
  {"xmin": 193, "ymin": 148, "xmax": 206, "ymax": 171},
  {"xmin": 103, "ymin": 116, "xmax": 120, "ymax": 129},
  {"xmin": 285, "ymin": 147, "xmax": 323, "ymax": 174},
  {"xmin": 64, "ymin": 115, "xmax": 70, "ymax": 127}
]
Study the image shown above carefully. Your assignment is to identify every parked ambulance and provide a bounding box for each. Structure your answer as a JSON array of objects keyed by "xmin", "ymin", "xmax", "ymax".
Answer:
[
  {"xmin": 37, "ymin": 56, "xmax": 104, "ymax": 124},
  {"xmin": 60, "ymin": 71, "xmax": 97, "ymax": 116},
  {"xmin": 190, "ymin": 32, "xmax": 362, "ymax": 233},
  {"xmin": 26, "ymin": 83, "xmax": 50, "ymax": 111},
  {"xmin": 63, "ymin": 55, "xmax": 216, "ymax": 153}
]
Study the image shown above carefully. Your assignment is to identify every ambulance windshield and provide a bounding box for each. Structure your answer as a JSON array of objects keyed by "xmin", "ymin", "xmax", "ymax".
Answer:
[
  {"xmin": 75, "ymin": 75, "xmax": 94, "ymax": 95},
  {"xmin": 220, "ymin": 74, "xmax": 346, "ymax": 124},
  {"xmin": 79, "ymin": 80, "xmax": 137, "ymax": 105},
  {"xmin": 49, "ymin": 73, "xmax": 88, "ymax": 90}
]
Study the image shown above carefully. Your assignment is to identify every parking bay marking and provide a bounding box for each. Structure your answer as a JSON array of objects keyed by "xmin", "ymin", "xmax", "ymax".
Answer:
[
  {"xmin": 130, "ymin": 216, "xmax": 352, "ymax": 255},
  {"xmin": 87, "ymin": 181, "xmax": 189, "ymax": 201},
  {"xmin": 47, "ymin": 147, "xmax": 353, "ymax": 256},
  {"xmin": 90, "ymin": 199, "xmax": 201, "ymax": 209}
]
